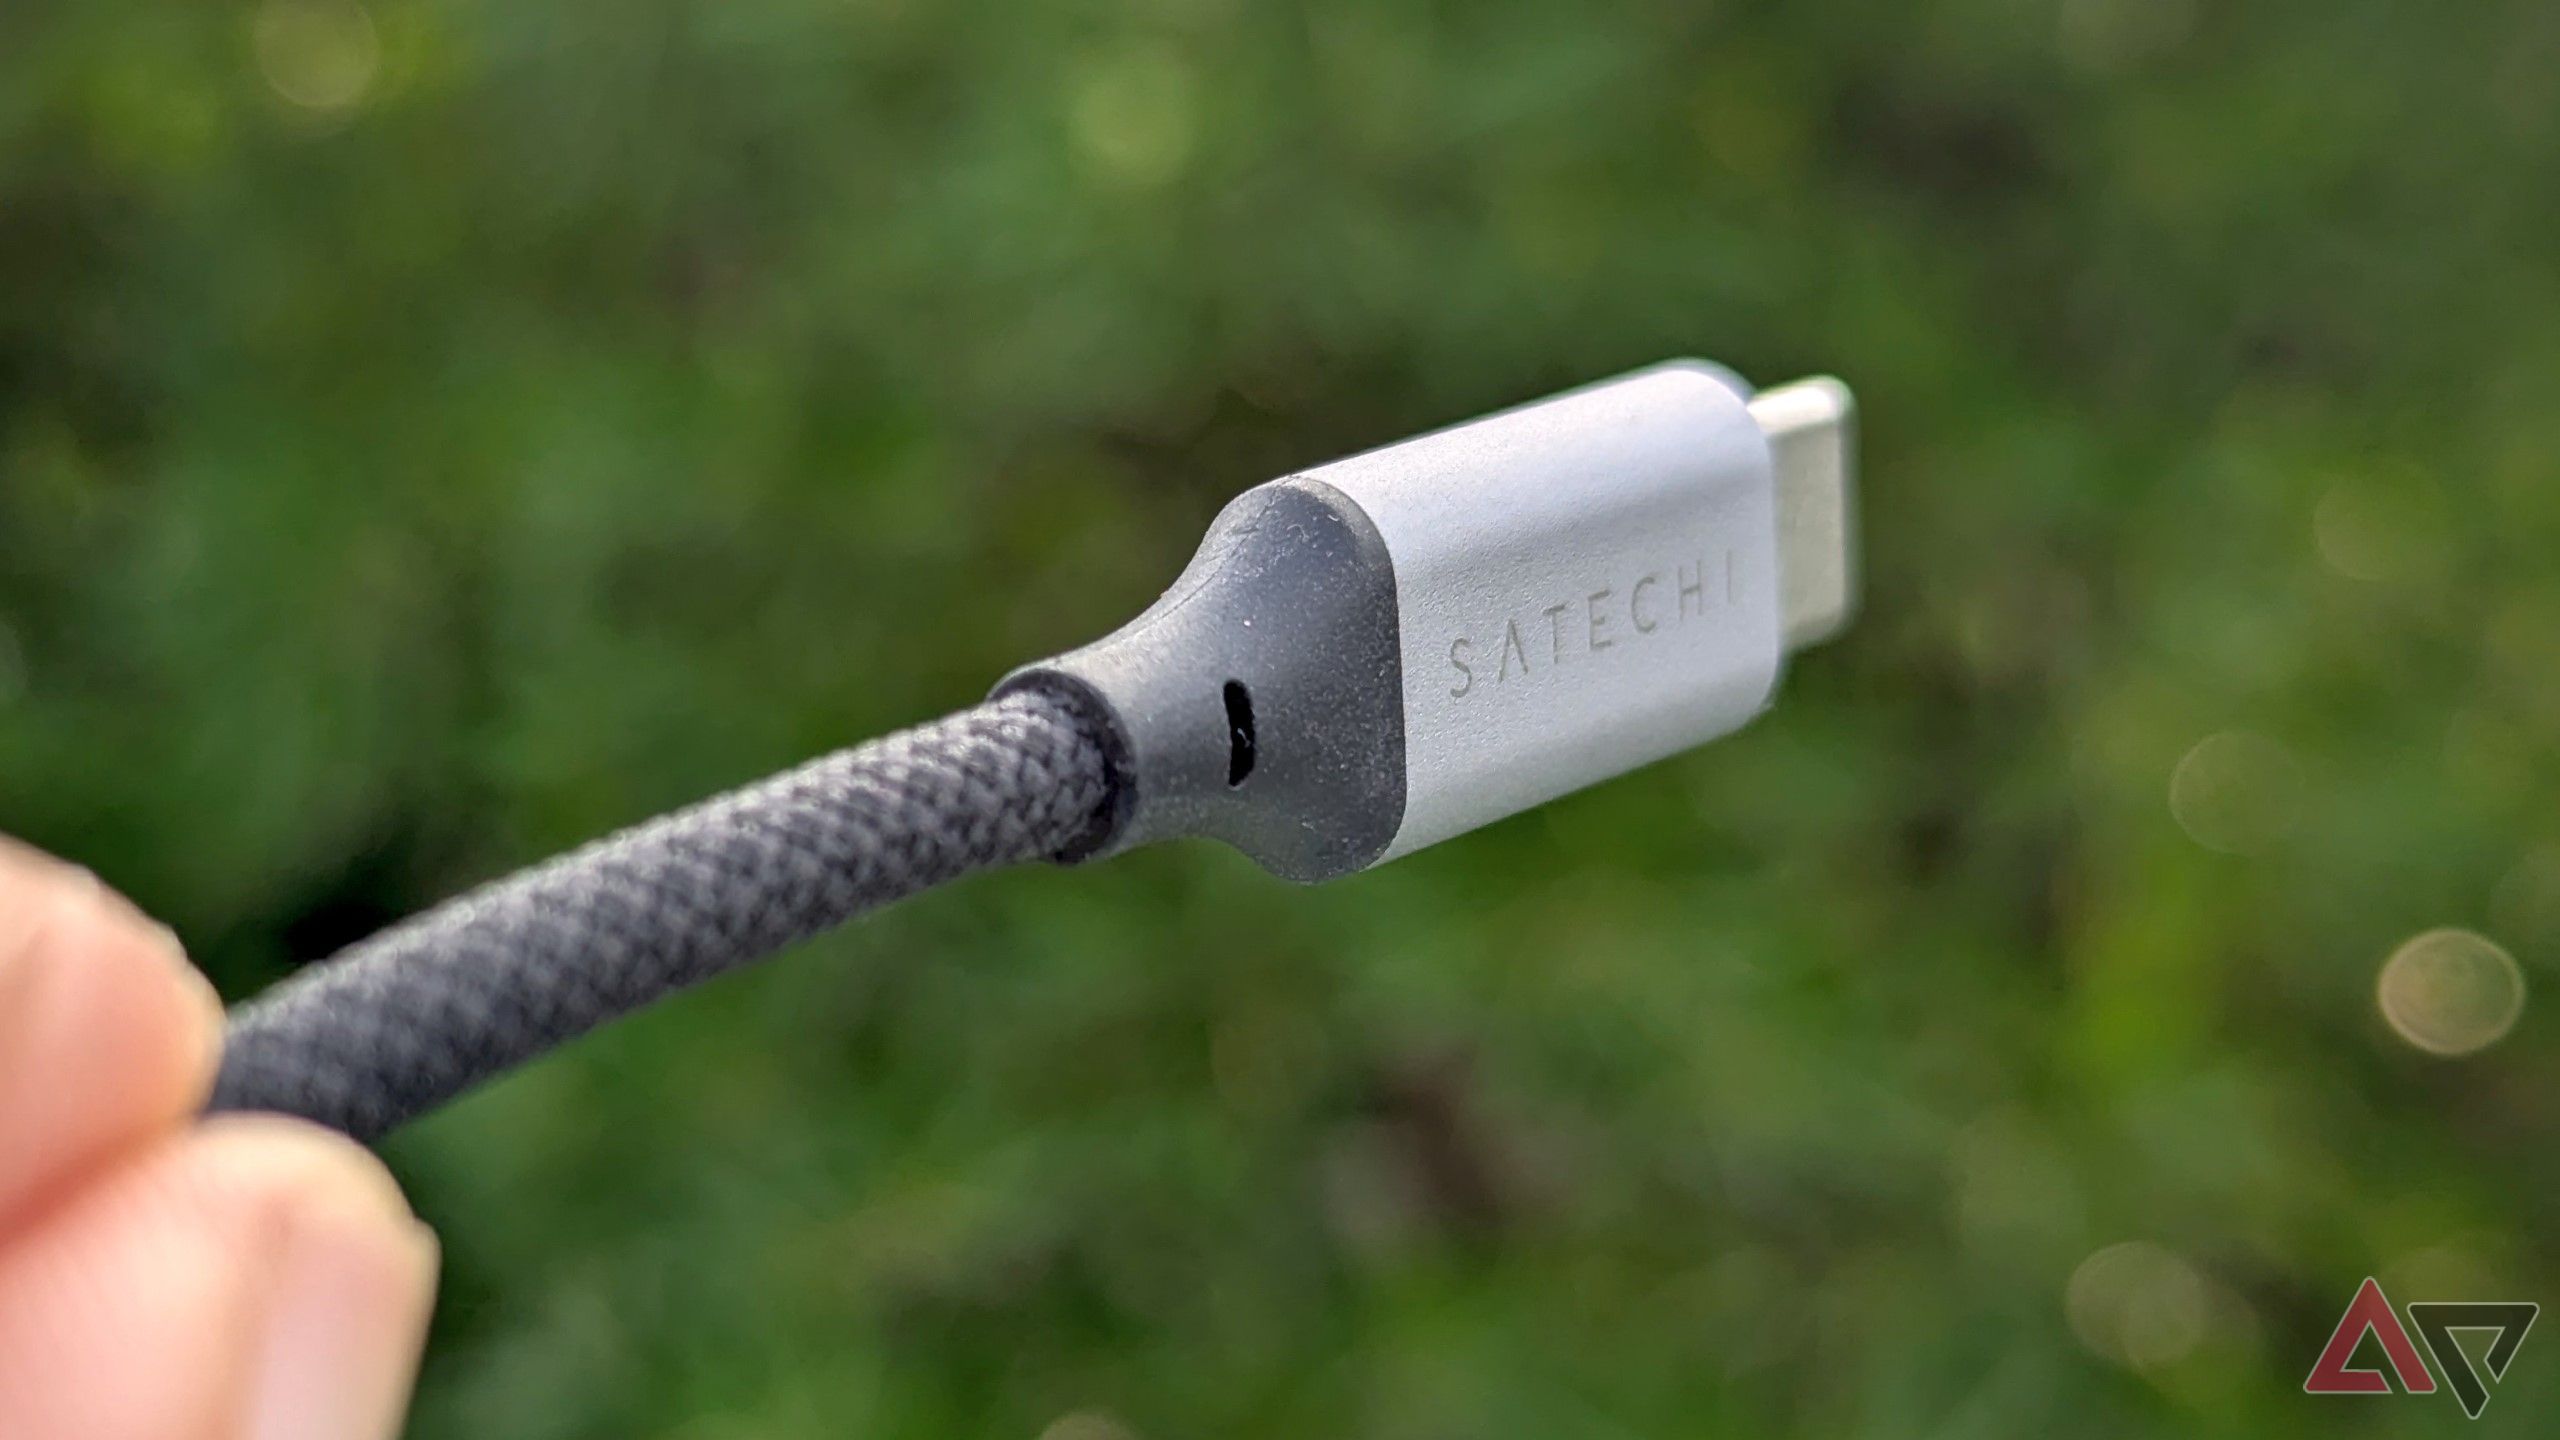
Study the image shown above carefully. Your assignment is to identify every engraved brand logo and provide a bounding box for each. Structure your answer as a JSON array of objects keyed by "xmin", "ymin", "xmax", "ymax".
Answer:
[{"xmin": 1445, "ymin": 552, "xmax": 1740, "ymax": 699}]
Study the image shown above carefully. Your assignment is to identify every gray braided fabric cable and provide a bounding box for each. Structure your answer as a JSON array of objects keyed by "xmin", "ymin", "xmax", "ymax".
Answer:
[{"xmin": 210, "ymin": 689, "xmax": 1119, "ymax": 1141}]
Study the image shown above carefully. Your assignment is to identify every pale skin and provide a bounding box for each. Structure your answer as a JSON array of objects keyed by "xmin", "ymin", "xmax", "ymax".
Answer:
[{"xmin": 0, "ymin": 838, "xmax": 436, "ymax": 1440}]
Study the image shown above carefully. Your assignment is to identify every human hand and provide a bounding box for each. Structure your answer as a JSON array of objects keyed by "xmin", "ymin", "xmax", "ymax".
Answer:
[{"xmin": 0, "ymin": 838, "xmax": 436, "ymax": 1439}]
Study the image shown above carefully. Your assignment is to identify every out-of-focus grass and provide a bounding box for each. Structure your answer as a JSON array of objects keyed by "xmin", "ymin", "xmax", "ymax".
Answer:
[{"xmin": 6, "ymin": 0, "xmax": 2560, "ymax": 1434}]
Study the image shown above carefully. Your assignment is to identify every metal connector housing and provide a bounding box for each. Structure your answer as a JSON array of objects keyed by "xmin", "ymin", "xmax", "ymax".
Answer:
[{"xmin": 1004, "ymin": 360, "xmax": 1861, "ymax": 881}]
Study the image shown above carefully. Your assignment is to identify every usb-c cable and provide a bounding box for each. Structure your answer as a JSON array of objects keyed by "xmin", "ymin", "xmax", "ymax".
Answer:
[{"xmin": 211, "ymin": 361, "xmax": 1859, "ymax": 1139}]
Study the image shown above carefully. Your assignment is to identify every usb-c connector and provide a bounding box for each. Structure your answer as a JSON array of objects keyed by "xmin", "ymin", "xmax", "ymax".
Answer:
[
  {"xmin": 1752, "ymin": 377, "xmax": 1859, "ymax": 653},
  {"xmin": 1007, "ymin": 359, "xmax": 1862, "ymax": 881}
]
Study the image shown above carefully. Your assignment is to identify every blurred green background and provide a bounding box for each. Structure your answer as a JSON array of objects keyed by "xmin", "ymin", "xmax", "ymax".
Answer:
[{"xmin": 6, "ymin": 0, "xmax": 2559, "ymax": 1434}]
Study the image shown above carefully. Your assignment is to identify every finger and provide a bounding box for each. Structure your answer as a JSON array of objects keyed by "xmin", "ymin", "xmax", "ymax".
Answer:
[
  {"xmin": 0, "ymin": 837, "xmax": 225, "ymax": 1231},
  {"xmin": 0, "ymin": 1115, "xmax": 438, "ymax": 1440}
]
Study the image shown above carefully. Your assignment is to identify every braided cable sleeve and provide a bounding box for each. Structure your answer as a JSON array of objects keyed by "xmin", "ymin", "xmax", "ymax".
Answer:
[{"xmin": 210, "ymin": 689, "xmax": 1120, "ymax": 1141}]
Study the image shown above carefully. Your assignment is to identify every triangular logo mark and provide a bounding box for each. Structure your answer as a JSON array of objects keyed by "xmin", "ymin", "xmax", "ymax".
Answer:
[
  {"xmin": 2407, "ymin": 1302, "xmax": 2539, "ymax": 1419},
  {"xmin": 2305, "ymin": 1277, "xmax": 2437, "ymax": 1396}
]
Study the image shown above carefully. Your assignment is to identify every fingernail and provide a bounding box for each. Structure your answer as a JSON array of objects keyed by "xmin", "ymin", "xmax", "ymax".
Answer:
[{"xmin": 244, "ymin": 1193, "xmax": 440, "ymax": 1440}]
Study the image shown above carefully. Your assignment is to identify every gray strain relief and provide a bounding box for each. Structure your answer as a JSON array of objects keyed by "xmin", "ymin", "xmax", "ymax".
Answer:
[{"xmin": 995, "ymin": 477, "xmax": 1406, "ymax": 883}]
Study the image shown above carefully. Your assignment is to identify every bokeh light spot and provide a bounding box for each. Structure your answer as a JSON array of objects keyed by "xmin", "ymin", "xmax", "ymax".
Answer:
[
  {"xmin": 2058, "ymin": 0, "xmax": 2198, "ymax": 71},
  {"xmin": 1950, "ymin": 1113, "xmax": 2086, "ymax": 1261},
  {"xmin": 252, "ymin": 0, "xmax": 381, "ymax": 116},
  {"xmin": 2065, "ymin": 1242, "xmax": 2210, "ymax": 1371},
  {"xmin": 2377, "ymin": 929, "xmax": 2525, "ymax": 1056},
  {"xmin": 1038, "ymin": 1412, "xmax": 1139, "ymax": 1440},
  {"xmin": 1692, "ymin": 73, "xmax": 1807, "ymax": 185},
  {"xmin": 2385, "ymin": 1242, "xmax": 2500, "ymax": 1304},
  {"xmin": 2314, "ymin": 480, "xmax": 2449, "ymax": 586},
  {"xmin": 1068, "ymin": 47, "xmax": 1199, "ymax": 187},
  {"xmin": 2168, "ymin": 731, "xmax": 2300, "ymax": 855}
]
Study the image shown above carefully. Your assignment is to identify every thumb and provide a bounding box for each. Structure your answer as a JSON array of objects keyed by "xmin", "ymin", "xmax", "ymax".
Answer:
[{"xmin": 0, "ymin": 1115, "xmax": 438, "ymax": 1440}]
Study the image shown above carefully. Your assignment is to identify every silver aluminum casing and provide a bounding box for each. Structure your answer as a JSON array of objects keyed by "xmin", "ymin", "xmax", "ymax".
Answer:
[{"xmin": 1306, "ymin": 362, "xmax": 1783, "ymax": 861}]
